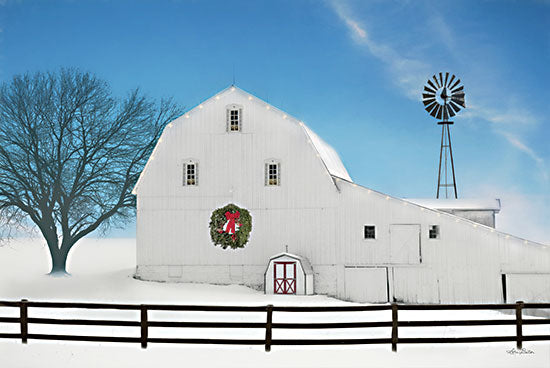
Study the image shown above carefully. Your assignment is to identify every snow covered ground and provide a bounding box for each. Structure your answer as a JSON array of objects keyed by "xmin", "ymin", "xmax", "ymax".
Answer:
[{"xmin": 0, "ymin": 238, "xmax": 548, "ymax": 368}]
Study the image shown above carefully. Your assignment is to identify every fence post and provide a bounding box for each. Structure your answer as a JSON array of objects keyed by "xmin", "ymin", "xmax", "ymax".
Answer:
[
  {"xmin": 515, "ymin": 301, "xmax": 523, "ymax": 350},
  {"xmin": 391, "ymin": 303, "xmax": 398, "ymax": 352},
  {"xmin": 265, "ymin": 304, "xmax": 273, "ymax": 352},
  {"xmin": 20, "ymin": 299, "xmax": 28, "ymax": 344},
  {"xmin": 140, "ymin": 305, "xmax": 148, "ymax": 349}
]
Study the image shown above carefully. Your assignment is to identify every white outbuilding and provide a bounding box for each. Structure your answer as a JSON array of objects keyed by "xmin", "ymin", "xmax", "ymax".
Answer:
[
  {"xmin": 265, "ymin": 252, "xmax": 314, "ymax": 295},
  {"xmin": 133, "ymin": 86, "xmax": 550, "ymax": 304}
]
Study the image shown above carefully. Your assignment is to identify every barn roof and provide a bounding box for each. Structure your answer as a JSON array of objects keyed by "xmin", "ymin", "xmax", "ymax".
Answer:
[
  {"xmin": 228, "ymin": 86, "xmax": 351, "ymax": 182},
  {"xmin": 132, "ymin": 85, "xmax": 352, "ymax": 194},
  {"xmin": 301, "ymin": 125, "xmax": 352, "ymax": 181}
]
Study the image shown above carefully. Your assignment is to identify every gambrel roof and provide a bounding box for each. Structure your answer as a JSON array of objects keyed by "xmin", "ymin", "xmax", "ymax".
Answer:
[{"xmin": 133, "ymin": 85, "xmax": 351, "ymax": 194}]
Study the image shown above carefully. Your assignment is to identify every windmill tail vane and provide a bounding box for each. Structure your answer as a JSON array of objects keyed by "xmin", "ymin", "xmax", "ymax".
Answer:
[{"xmin": 422, "ymin": 72, "xmax": 466, "ymax": 199}]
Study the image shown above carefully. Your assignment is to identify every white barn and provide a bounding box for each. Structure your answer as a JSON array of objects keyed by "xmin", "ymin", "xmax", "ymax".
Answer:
[{"xmin": 133, "ymin": 86, "xmax": 550, "ymax": 304}]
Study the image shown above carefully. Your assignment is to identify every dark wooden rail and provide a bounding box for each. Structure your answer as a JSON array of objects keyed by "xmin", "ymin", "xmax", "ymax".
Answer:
[{"xmin": 0, "ymin": 299, "xmax": 549, "ymax": 352}]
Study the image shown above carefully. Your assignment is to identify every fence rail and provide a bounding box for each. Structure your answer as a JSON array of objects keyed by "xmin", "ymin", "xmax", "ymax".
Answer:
[{"xmin": 0, "ymin": 299, "xmax": 549, "ymax": 352}]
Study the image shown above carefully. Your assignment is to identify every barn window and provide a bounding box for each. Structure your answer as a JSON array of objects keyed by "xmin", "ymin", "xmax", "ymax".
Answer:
[
  {"xmin": 226, "ymin": 105, "xmax": 242, "ymax": 132},
  {"xmin": 429, "ymin": 225, "xmax": 440, "ymax": 239},
  {"xmin": 364, "ymin": 225, "xmax": 376, "ymax": 239},
  {"xmin": 183, "ymin": 161, "xmax": 198, "ymax": 186},
  {"xmin": 264, "ymin": 160, "xmax": 280, "ymax": 186}
]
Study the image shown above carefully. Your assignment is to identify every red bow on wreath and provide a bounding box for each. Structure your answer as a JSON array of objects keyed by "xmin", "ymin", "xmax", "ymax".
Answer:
[{"xmin": 218, "ymin": 211, "xmax": 241, "ymax": 241}]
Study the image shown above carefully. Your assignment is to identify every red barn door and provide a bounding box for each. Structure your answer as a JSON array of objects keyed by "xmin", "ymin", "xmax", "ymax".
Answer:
[{"xmin": 274, "ymin": 262, "xmax": 296, "ymax": 294}]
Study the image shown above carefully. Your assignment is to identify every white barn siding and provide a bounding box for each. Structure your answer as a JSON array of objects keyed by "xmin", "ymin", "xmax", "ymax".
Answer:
[
  {"xmin": 134, "ymin": 86, "xmax": 550, "ymax": 304},
  {"xmin": 506, "ymin": 274, "xmax": 550, "ymax": 303},
  {"xmin": 135, "ymin": 87, "xmax": 341, "ymax": 289},
  {"xmin": 333, "ymin": 179, "xmax": 549, "ymax": 303},
  {"xmin": 344, "ymin": 267, "xmax": 388, "ymax": 303}
]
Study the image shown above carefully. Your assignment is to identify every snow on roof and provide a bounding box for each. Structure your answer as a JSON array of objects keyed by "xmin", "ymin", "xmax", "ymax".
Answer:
[
  {"xmin": 405, "ymin": 198, "xmax": 501, "ymax": 212},
  {"xmin": 301, "ymin": 124, "xmax": 352, "ymax": 182}
]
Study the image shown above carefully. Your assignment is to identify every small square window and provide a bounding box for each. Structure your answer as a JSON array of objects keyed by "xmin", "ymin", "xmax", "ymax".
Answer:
[
  {"xmin": 429, "ymin": 225, "xmax": 440, "ymax": 239},
  {"xmin": 364, "ymin": 225, "xmax": 376, "ymax": 239}
]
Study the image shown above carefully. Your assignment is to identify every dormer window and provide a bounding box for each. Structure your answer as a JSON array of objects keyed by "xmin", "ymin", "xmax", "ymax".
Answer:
[
  {"xmin": 265, "ymin": 160, "xmax": 280, "ymax": 186},
  {"xmin": 183, "ymin": 160, "xmax": 198, "ymax": 186},
  {"xmin": 226, "ymin": 105, "xmax": 242, "ymax": 132}
]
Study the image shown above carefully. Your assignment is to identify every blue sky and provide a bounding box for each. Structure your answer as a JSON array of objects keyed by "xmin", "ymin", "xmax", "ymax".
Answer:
[{"xmin": 0, "ymin": 0, "xmax": 548, "ymax": 243}]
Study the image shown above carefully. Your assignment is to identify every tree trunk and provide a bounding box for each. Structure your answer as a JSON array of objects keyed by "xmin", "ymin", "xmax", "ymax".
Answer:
[
  {"xmin": 45, "ymin": 236, "xmax": 71, "ymax": 276},
  {"xmin": 49, "ymin": 250, "xmax": 68, "ymax": 275}
]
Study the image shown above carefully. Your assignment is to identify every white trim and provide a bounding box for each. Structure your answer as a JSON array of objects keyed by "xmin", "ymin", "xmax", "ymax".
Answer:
[
  {"xmin": 264, "ymin": 159, "xmax": 281, "ymax": 187},
  {"xmin": 226, "ymin": 104, "xmax": 243, "ymax": 132},
  {"xmin": 183, "ymin": 158, "xmax": 199, "ymax": 186}
]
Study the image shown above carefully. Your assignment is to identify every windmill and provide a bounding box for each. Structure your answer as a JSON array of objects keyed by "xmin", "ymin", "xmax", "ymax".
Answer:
[{"xmin": 422, "ymin": 72, "xmax": 466, "ymax": 199}]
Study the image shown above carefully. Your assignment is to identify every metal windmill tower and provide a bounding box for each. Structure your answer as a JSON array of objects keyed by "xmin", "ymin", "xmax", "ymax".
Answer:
[{"xmin": 422, "ymin": 73, "xmax": 466, "ymax": 199}]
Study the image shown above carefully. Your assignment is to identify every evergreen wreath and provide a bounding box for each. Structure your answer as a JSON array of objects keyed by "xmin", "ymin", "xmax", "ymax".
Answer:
[{"xmin": 209, "ymin": 204, "xmax": 252, "ymax": 249}]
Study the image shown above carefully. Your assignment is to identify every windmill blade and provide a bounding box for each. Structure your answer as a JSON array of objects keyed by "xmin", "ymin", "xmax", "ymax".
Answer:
[
  {"xmin": 447, "ymin": 105, "xmax": 456, "ymax": 117},
  {"xmin": 425, "ymin": 100, "xmax": 438, "ymax": 113},
  {"xmin": 436, "ymin": 104, "xmax": 443, "ymax": 119},
  {"xmin": 423, "ymin": 93, "xmax": 435, "ymax": 99},
  {"xmin": 431, "ymin": 104, "xmax": 441, "ymax": 118},
  {"xmin": 433, "ymin": 75, "xmax": 441, "ymax": 88},
  {"xmin": 444, "ymin": 72, "xmax": 449, "ymax": 87},
  {"xmin": 448, "ymin": 74, "xmax": 456, "ymax": 88},
  {"xmin": 427, "ymin": 80, "xmax": 438, "ymax": 91},
  {"xmin": 452, "ymin": 93, "xmax": 465, "ymax": 101},
  {"xmin": 451, "ymin": 85, "xmax": 464, "ymax": 94},
  {"xmin": 439, "ymin": 73, "xmax": 444, "ymax": 87},
  {"xmin": 423, "ymin": 98, "xmax": 436, "ymax": 106},
  {"xmin": 430, "ymin": 104, "xmax": 441, "ymax": 118},
  {"xmin": 451, "ymin": 95, "xmax": 465, "ymax": 103},
  {"xmin": 449, "ymin": 100, "xmax": 461, "ymax": 113},
  {"xmin": 424, "ymin": 85, "xmax": 436, "ymax": 94},
  {"xmin": 428, "ymin": 103, "xmax": 440, "ymax": 117},
  {"xmin": 451, "ymin": 97, "xmax": 465, "ymax": 108},
  {"xmin": 449, "ymin": 78, "xmax": 461, "ymax": 91},
  {"xmin": 443, "ymin": 105, "xmax": 449, "ymax": 120}
]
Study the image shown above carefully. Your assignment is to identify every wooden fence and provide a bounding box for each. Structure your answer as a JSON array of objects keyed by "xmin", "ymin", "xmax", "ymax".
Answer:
[{"xmin": 0, "ymin": 299, "xmax": 549, "ymax": 352}]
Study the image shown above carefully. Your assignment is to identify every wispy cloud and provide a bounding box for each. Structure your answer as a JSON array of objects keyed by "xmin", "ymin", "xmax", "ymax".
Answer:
[
  {"xmin": 329, "ymin": 0, "xmax": 429, "ymax": 99},
  {"xmin": 496, "ymin": 131, "xmax": 548, "ymax": 182},
  {"xmin": 466, "ymin": 184, "xmax": 550, "ymax": 245},
  {"xmin": 342, "ymin": 16, "xmax": 366, "ymax": 40},
  {"xmin": 500, "ymin": 131, "xmax": 543, "ymax": 165},
  {"xmin": 461, "ymin": 102, "xmax": 540, "ymax": 136},
  {"xmin": 462, "ymin": 99, "xmax": 547, "ymax": 180},
  {"xmin": 328, "ymin": 0, "xmax": 547, "ymax": 181}
]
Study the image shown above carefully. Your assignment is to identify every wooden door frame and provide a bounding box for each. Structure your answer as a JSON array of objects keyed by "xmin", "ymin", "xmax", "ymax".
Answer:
[{"xmin": 274, "ymin": 261, "xmax": 297, "ymax": 294}]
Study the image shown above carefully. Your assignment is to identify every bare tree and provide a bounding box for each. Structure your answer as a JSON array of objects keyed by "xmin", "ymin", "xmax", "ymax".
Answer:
[{"xmin": 0, "ymin": 69, "xmax": 182, "ymax": 274}]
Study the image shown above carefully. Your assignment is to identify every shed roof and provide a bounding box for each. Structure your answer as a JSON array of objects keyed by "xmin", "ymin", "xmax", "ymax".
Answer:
[{"xmin": 268, "ymin": 252, "xmax": 313, "ymax": 275}]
